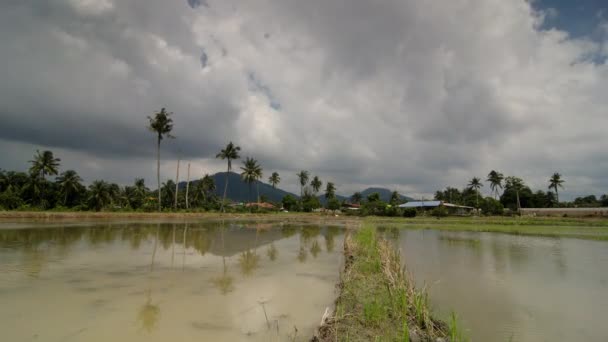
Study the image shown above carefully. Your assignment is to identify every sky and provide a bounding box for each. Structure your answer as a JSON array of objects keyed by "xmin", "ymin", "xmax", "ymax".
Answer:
[{"xmin": 1, "ymin": 0, "xmax": 607, "ymax": 200}]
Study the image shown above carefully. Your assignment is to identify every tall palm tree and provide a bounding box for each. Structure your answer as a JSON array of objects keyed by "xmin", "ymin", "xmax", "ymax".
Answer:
[
  {"xmin": 351, "ymin": 192, "xmax": 362, "ymax": 204},
  {"xmin": 240, "ymin": 157, "xmax": 263, "ymax": 203},
  {"xmin": 548, "ymin": 172, "xmax": 565, "ymax": 204},
  {"xmin": 296, "ymin": 170, "xmax": 309, "ymax": 198},
  {"xmin": 216, "ymin": 142, "xmax": 241, "ymax": 212},
  {"xmin": 505, "ymin": 176, "xmax": 524, "ymax": 211},
  {"xmin": 486, "ymin": 170, "xmax": 504, "ymax": 200},
  {"xmin": 268, "ymin": 172, "xmax": 281, "ymax": 189},
  {"xmin": 29, "ymin": 150, "xmax": 60, "ymax": 205},
  {"xmin": 310, "ymin": 176, "xmax": 323, "ymax": 195},
  {"xmin": 468, "ymin": 177, "xmax": 483, "ymax": 209},
  {"xmin": 324, "ymin": 182, "xmax": 336, "ymax": 200},
  {"xmin": 29, "ymin": 150, "xmax": 60, "ymax": 180},
  {"xmin": 147, "ymin": 108, "xmax": 174, "ymax": 212},
  {"xmin": 88, "ymin": 180, "xmax": 112, "ymax": 211},
  {"xmin": 56, "ymin": 170, "xmax": 83, "ymax": 206}
]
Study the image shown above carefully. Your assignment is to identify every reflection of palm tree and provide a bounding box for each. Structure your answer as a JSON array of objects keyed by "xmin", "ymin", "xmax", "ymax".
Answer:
[
  {"xmin": 182, "ymin": 223, "xmax": 189, "ymax": 271},
  {"xmin": 137, "ymin": 289, "xmax": 160, "ymax": 333},
  {"xmin": 297, "ymin": 246, "xmax": 307, "ymax": 263},
  {"xmin": 239, "ymin": 249, "xmax": 260, "ymax": 276},
  {"xmin": 310, "ymin": 240, "xmax": 321, "ymax": 258},
  {"xmin": 150, "ymin": 225, "xmax": 159, "ymax": 272},
  {"xmin": 212, "ymin": 226, "xmax": 234, "ymax": 294},
  {"xmin": 266, "ymin": 244, "xmax": 278, "ymax": 261},
  {"xmin": 138, "ymin": 226, "xmax": 162, "ymax": 333}
]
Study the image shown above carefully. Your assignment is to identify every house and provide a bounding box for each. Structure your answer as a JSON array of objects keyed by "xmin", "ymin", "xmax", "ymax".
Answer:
[{"xmin": 398, "ymin": 201, "xmax": 474, "ymax": 215}]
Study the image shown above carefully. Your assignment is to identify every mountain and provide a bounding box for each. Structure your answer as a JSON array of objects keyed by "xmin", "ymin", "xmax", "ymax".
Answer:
[
  {"xmin": 180, "ymin": 173, "xmax": 414, "ymax": 204},
  {"xmin": 179, "ymin": 172, "xmax": 297, "ymax": 203},
  {"xmin": 359, "ymin": 187, "xmax": 414, "ymax": 202}
]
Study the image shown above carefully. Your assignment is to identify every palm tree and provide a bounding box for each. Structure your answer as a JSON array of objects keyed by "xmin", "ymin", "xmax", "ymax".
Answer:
[
  {"xmin": 268, "ymin": 172, "xmax": 281, "ymax": 189},
  {"xmin": 548, "ymin": 172, "xmax": 565, "ymax": 204},
  {"xmin": 296, "ymin": 170, "xmax": 309, "ymax": 198},
  {"xmin": 216, "ymin": 142, "xmax": 241, "ymax": 212},
  {"xmin": 468, "ymin": 177, "xmax": 483, "ymax": 209},
  {"xmin": 486, "ymin": 170, "xmax": 504, "ymax": 200},
  {"xmin": 310, "ymin": 176, "xmax": 323, "ymax": 195},
  {"xmin": 324, "ymin": 182, "xmax": 336, "ymax": 200},
  {"xmin": 240, "ymin": 157, "xmax": 263, "ymax": 203},
  {"xmin": 28, "ymin": 150, "xmax": 60, "ymax": 205},
  {"xmin": 29, "ymin": 150, "xmax": 60, "ymax": 180},
  {"xmin": 147, "ymin": 108, "xmax": 174, "ymax": 212},
  {"xmin": 56, "ymin": 170, "xmax": 83, "ymax": 206},
  {"xmin": 505, "ymin": 176, "xmax": 524, "ymax": 212},
  {"xmin": 88, "ymin": 180, "xmax": 112, "ymax": 211},
  {"xmin": 351, "ymin": 192, "xmax": 362, "ymax": 204}
]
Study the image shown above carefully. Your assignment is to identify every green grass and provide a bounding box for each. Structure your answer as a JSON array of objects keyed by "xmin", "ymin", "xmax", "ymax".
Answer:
[
  {"xmin": 368, "ymin": 216, "xmax": 608, "ymax": 241},
  {"xmin": 319, "ymin": 224, "xmax": 448, "ymax": 341}
]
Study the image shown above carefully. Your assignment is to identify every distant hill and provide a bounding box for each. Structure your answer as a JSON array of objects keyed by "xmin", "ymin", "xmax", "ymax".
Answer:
[
  {"xmin": 179, "ymin": 172, "xmax": 297, "ymax": 203},
  {"xmin": 180, "ymin": 173, "xmax": 414, "ymax": 204},
  {"xmin": 360, "ymin": 187, "xmax": 414, "ymax": 202}
]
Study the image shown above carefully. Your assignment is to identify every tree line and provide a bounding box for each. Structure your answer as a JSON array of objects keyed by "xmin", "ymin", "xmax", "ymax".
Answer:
[
  {"xmin": 0, "ymin": 108, "xmax": 342, "ymax": 212},
  {"xmin": 434, "ymin": 171, "xmax": 608, "ymax": 214}
]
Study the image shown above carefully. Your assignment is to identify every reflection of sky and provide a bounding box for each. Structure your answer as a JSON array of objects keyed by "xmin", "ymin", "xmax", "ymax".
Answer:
[
  {"xmin": 532, "ymin": 0, "xmax": 607, "ymax": 39},
  {"xmin": 398, "ymin": 230, "xmax": 608, "ymax": 342},
  {"xmin": 0, "ymin": 223, "xmax": 345, "ymax": 341}
]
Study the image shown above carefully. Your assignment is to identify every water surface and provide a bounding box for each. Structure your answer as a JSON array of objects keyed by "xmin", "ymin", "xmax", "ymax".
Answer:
[
  {"xmin": 385, "ymin": 228, "xmax": 608, "ymax": 342},
  {"xmin": 0, "ymin": 221, "xmax": 344, "ymax": 342}
]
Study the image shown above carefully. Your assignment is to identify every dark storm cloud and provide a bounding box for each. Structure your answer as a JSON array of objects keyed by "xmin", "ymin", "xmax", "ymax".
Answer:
[{"xmin": 1, "ymin": 0, "xmax": 607, "ymax": 199}]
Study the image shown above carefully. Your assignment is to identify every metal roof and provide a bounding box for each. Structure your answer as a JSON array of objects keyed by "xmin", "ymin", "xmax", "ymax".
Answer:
[
  {"xmin": 398, "ymin": 201, "xmax": 441, "ymax": 208},
  {"xmin": 398, "ymin": 201, "xmax": 474, "ymax": 209}
]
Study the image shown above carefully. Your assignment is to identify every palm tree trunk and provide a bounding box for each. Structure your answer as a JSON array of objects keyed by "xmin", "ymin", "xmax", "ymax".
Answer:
[
  {"xmin": 256, "ymin": 182, "xmax": 260, "ymax": 203},
  {"xmin": 185, "ymin": 163, "xmax": 190, "ymax": 210},
  {"xmin": 156, "ymin": 136, "xmax": 161, "ymax": 212},
  {"xmin": 221, "ymin": 164, "xmax": 230, "ymax": 212},
  {"xmin": 556, "ymin": 188, "xmax": 559, "ymax": 205},
  {"xmin": 174, "ymin": 157, "xmax": 180, "ymax": 209}
]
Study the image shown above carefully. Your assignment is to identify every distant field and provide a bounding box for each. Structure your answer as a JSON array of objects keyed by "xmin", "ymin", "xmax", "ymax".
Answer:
[{"xmin": 369, "ymin": 216, "xmax": 608, "ymax": 240}]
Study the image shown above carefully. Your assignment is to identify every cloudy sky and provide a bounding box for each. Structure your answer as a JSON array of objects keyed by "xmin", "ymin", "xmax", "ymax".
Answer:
[{"xmin": 1, "ymin": 0, "xmax": 607, "ymax": 199}]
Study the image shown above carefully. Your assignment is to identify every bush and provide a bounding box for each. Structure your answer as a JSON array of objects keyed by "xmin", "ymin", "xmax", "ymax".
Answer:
[
  {"xmin": 431, "ymin": 206, "xmax": 448, "ymax": 218},
  {"xmin": 402, "ymin": 208, "xmax": 417, "ymax": 217},
  {"xmin": 480, "ymin": 197, "xmax": 504, "ymax": 216}
]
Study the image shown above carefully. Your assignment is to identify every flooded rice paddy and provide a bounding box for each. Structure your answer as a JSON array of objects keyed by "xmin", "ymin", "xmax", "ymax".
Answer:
[
  {"xmin": 0, "ymin": 221, "xmax": 345, "ymax": 342},
  {"xmin": 382, "ymin": 228, "xmax": 608, "ymax": 342}
]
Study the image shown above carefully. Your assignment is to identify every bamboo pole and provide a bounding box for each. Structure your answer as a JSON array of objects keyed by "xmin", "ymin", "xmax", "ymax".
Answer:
[
  {"xmin": 185, "ymin": 163, "xmax": 191, "ymax": 210},
  {"xmin": 174, "ymin": 157, "xmax": 180, "ymax": 209}
]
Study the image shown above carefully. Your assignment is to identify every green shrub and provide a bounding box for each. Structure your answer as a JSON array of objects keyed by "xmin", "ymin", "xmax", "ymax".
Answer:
[
  {"xmin": 402, "ymin": 208, "xmax": 417, "ymax": 217},
  {"xmin": 431, "ymin": 206, "xmax": 448, "ymax": 218}
]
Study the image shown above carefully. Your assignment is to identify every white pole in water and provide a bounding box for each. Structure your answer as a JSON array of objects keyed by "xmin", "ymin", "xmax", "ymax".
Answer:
[
  {"xmin": 174, "ymin": 157, "xmax": 180, "ymax": 209},
  {"xmin": 185, "ymin": 163, "xmax": 191, "ymax": 210}
]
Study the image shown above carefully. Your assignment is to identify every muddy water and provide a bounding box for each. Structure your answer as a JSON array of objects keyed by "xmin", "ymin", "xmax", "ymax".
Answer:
[
  {"xmin": 385, "ymin": 228, "xmax": 608, "ymax": 342},
  {"xmin": 0, "ymin": 221, "xmax": 344, "ymax": 342}
]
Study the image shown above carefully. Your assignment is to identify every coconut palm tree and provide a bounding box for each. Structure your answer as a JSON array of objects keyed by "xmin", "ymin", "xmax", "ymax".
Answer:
[
  {"xmin": 324, "ymin": 182, "xmax": 336, "ymax": 200},
  {"xmin": 310, "ymin": 176, "xmax": 323, "ymax": 195},
  {"xmin": 88, "ymin": 180, "xmax": 112, "ymax": 211},
  {"xmin": 548, "ymin": 172, "xmax": 565, "ymax": 204},
  {"xmin": 29, "ymin": 150, "xmax": 60, "ymax": 180},
  {"xmin": 351, "ymin": 192, "xmax": 362, "ymax": 204},
  {"xmin": 268, "ymin": 172, "xmax": 281, "ymax": 189},
  {"xmin": 486, "ymin": 170, "xmax": 504, "ymax": 200},
  {"xmin": 240, "ymin": 157, "xmax": 263, "ymax": 203},
  {"xmin": 216, "ymin": 142, "xmax": 241, "ymax": 212},
  {"xmin": 296, "ymin": 170, "xmax": 309, "ymax": 198},
  {"xmin": 468, "ymin": 177, "xmax": 483, "ymax": 209},
  {"xmin": 505, "ymin": 176, "xmax": 524, "ymax": 212},
  {"xmin": 147, "ymin": 108, "xmax": 174, "ymax": 212},
  {"xmin": 56, "ymin": 170, "xmax": 83, "ymax": 206}
]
